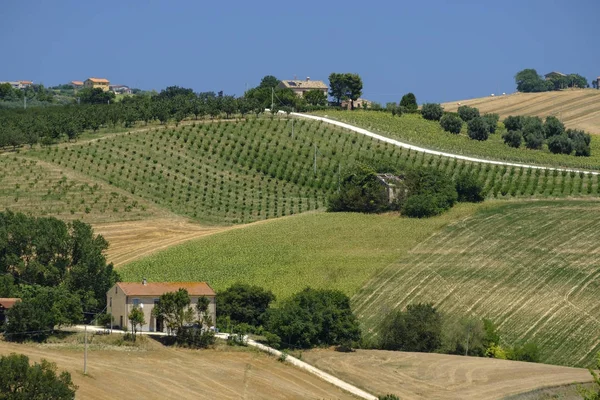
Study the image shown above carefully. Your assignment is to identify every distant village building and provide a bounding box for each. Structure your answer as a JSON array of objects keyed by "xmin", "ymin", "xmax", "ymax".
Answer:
[
  {"xmin": 70, "ymin": 80, "xmax": 84, "ymax": 88},
  {"xmin": 0, "ymin": 81, "xmax": 33, "ymax": 89},
  {"xmin": 107, "ymin": 280, "xmax": 216, "ymax": 332},
  {"xmin": 278, "ymin": 77, "xmax": 328, "ymax": 98},
  {"xmin": 0, "ymin": 298, "xmax": 20, "ymax": 326},
  {"xmin": 544, "ymin": 71, "xmax": 566, "ymax": 80},
  {"xmin": 596, "ymin": 77, "xmax": 600, "ymax": 89},
  {"xmin": 110, "ymin": 84, "xmax": 132, "ymax": 94},
  {"xmin": 341, "ymin": 98, "xmax": 372, "ymax": 110},
  {"xmin": 84, "ymin": 77, "xmax": 110, "ymax": 92}
]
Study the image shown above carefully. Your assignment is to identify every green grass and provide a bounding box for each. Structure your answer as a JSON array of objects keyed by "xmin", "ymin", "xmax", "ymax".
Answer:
[
  {"xmin": 26, "ymin": 117, "xmax": 600, "ymax": 225},
  {"xmin": 312, "ymin": 110, "xmax": 600, "ymax": 170},
  {"xmin": 119, "ymin": 203, "xmax": 480, "ymax": 300},
  {"xmin": 352, "ymin": 200, "xmax": 600, "ymax": 367},
  {"xmin": 0, "ymin": 155, "xmax": 157, "ymax": 223}
]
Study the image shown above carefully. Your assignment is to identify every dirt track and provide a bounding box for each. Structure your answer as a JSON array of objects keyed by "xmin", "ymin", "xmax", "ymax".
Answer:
[
  {"xmin": 0, "ymin": 339, "xmax": 355, "ymax": 400},
  {"xmin": 303, "ymin": 349, "xmax": 592, "ymax": 400}
]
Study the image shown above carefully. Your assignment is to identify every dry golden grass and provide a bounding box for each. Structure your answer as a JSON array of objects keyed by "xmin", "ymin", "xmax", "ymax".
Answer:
[
  {"xmin": 0, "ymin": 337, "xmax": 355, "ymax": 400},
  {"xmin": 303, "ymin": 349, "xmax": 592, "ymax": 400},
  {"xmin": 441, "ymin": 89, "xmax": 600, "ymax": 134}
]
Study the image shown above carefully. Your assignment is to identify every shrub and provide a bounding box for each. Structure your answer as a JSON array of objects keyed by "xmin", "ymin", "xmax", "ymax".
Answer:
[
  {"xmin": 379, "ymin": 303, "xmax": 442, "ymax": 352},
  {"xmin": 421, "ymin": 103, "xmax": 444, "ymax": 121},
  {"xmin": 507, "ymin": 342, "xmax": 540, "ymax": 363},
  {"xmin": 455, "ymin": 172, "xmax": 485, "ymax": 202},
  {"xmin": 544, "ymin": 116, "xmax": 565, "ymax": 138},
  {"xmin": 457, "ymin": 105, "xmax": 480, "ymax": 122},
  {"xmin": 217, "ymin": 283, "xmax": 275, "ymax": 327},
  {"xmin": 399, "ymin": 93, "xmax": 418, "ymax": 113},
  {"xmin": 379, "ymin": 395, "xmax": 401, "ymax": 400},
  {"xmin": 503, "ymin": 115, "xmax": 523, "ymax": 131},
  {"xmin": 573, "ymin": 139, "xmax": 591, "ymax": 157},
  {"xmin": 524, "ymin": 131, "xmax": 544, "ymax": 150},
  {"xmin": 0, "ymin": 353, "xmax": 78, "ymax": 399},
  {"xmin": 522, "ymin": 116, "xmax": 544, "ymax": 139},
  {"xmin": 482, "ymin": 113, "xmax": 500, "ymax": 133},
  {"xmin": 266, "ymin": 288, "xmax": 361, "ymax": 349},
  {"xmin": 263, "ymin": 331, "xmax": 282, "ymax": 349},
  {"xmin": 328, "ymin": 163, "xmax": 391, "ymax": 213},
  {"xmin": 547, "ymin": 135, "xmax": 573, "ymax": 155},
  {"xmin": 402, "ymin": 167, "xmax": 457, "ymax": 218},
  {"xmin": 467, "ymin": 117, "xmax": 489, "ymax": 141},
  {"xmin": 503, "ymin": 130, "xmax": 523, "ymax": 148},
  {"xmin": 440, "ymin": 113, "xmax": 462, "ymax": 134}
]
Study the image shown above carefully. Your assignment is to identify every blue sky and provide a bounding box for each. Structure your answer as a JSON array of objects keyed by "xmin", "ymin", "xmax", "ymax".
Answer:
[{"xmin": 1, "ymin": 0, "xmax": 598, "ymax": 103}]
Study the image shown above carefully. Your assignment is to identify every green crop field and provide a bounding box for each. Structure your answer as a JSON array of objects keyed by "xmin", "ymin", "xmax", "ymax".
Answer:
[
  {"xmin": 353, "ymin": 200, "xmax": 600, "ymax": 367},
  {"xmin": 119, "ymin": 204, "xmax": 481, "ymax": 299},
  {"xmin": 0, "ymin": 155, "xmax": 158, "ymax": 223},
  {"xmin": 312, "ymin": 110, "xmax": 600, "ymax": 170},
  {"xmin": 26, "ymin": 117, "xmax": 600, "ymax": 225}
]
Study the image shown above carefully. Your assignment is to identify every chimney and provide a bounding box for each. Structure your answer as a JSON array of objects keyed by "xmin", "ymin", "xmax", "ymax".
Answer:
[
  {"xmin": 306, "ymin": 77, "xmax": 310, "ymax": 82},
  {"xmin": 142, "ymin": 278, "xmax": 147, "ymax": 285}
]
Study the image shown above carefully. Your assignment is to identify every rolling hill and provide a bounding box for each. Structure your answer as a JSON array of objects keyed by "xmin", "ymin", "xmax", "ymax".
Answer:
[{"xmin": 441, "ymin": 89, "xmax": 600, "ymax": 135}]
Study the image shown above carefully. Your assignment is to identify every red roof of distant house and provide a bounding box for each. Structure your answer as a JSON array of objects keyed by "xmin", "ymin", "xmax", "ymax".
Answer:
[
  {"xmin": 0, "ymin": 298, "xmax": 20, "ymax": 309},
  {"xmin": 86, "ymin": 77, "xmax": 109, "ymax": 83},
  {"xmin": 18, "ymin": 80, "xmax": 33, "ymax": 85},
  {"xmin": 116, "ymin": 282, "xmax": 216, "ymax": 296},
  {"xmin": 71, "ymin": 80, "xmax": 84, "ymax": 86}
]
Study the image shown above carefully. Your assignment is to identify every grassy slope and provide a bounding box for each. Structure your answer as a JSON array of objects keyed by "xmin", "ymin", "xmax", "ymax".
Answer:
[
  {"xmin": 441, "ymin": 89, "xmax": 600, "ymax": 135},
  {"xmin": 0, "ymin": 155, "xmax": 161, "ymax": 224},
  {"xmin": 119, "ymin": 204, "xmax": 480, "ymax": 300},
  {"xmin": 311, "ymin": 110, "xmax": 600, "ymax": 170},
  {"xmin": 353, "ymin": 200, "xmax": 600, "ymax": 367}
]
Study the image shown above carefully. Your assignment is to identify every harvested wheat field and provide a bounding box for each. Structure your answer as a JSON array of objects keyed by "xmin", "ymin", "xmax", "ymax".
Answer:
[
  {"xmin": 441, "ymin": 89, "xmax": 600, "ymax": 134},
  {"xmin": 0, "ymin": 338, "xmax": 355, "ymax": 400},
  {"xmin": 303, "ymin": 349, "xmax": 591, "ymax": 400},
  {"xmin": 95, "ymin": 218, "xmax": 230, "ymax": 267}
]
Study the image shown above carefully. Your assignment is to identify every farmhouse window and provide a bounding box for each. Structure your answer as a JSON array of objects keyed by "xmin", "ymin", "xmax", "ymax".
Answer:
[{"xmin": 133, "ymin": 298, "xmax": 140, "ymax": 307}]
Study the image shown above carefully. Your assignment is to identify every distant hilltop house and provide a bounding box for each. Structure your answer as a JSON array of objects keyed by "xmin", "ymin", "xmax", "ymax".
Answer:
[
  {"xmin": 544, "ymin": 71, "xmax": 566, "ymax": 80},
  {"xmin": 341, "ymin": 98, "xmax": 372, "ymax": 110},
  {"xmin": 0, "ymin": 80, "xmax": 33, "ymax": 89},
  {"xmin": 0, "ymin": 298, "xmax": 20, "ymax": 326},
  {"xmin": 107, "ymin": 280, "xmax": 216, "ymax": 332},
  {"xmin": 70, "ymin": 80, "xmax": 84, "ymax": 88},
  {"xmin": 110, "ymin": 84, "xmax": 132, "ymax": 94},
  {"xmin": 279, "ymin": 77, "xmax": 328, "ymax": 98},
  {"xmin": 84, "ymin": 77, "xmax": 110, "ymax": 92},
  {"xmin": 595, "ymin": 77, "xmax": 600, "ymax": 89}
]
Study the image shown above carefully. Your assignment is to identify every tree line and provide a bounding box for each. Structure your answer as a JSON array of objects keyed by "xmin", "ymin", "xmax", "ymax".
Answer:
[{"xmin": 515, "ymin": 68, "xmax": 589, "ymax": 93}]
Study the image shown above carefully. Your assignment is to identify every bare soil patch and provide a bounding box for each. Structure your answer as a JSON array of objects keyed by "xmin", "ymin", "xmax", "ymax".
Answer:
[{"xmin": 303, "ymin": 349, "xmax": 591, "ymax": 400}]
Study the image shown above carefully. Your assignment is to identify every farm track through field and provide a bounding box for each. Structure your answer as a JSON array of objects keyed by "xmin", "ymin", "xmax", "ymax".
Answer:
[{"xmin": 303, "ymin": 349, "xmax": 592, "ymax": 400}]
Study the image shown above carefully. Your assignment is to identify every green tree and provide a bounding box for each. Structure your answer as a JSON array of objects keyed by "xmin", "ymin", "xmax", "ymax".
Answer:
[
  {"xmin": 78, "ymin": 87, "xmax": 115, "ymax": 105},
  {"xmin": 267, "ymin": 288, "xmax": 361, "ymax": 349},
  {"xmin": 440, "ymin": 113, "xmax": 462, "ymax": 134},
  {"xmin": 328, "ymin": 73, "xmax": 347, "ymax": 105},
  {"xmin": 507, "ymin": 342, "xmax": 540, "ymax": 362},
  {"xmin": 152, "ymin": 288, "xmax": 194, "ymax": 335},
  {"xmin": 544, "ymin": 116, "xmax": 565, "ymax": 138},
  {"xmin": 579, "ymin": 352, "xmax": 600, "ymax": 399},
  {"xmin": 421, "ymin": 103, "xmax": 444, "ymax": 121},
  {"xmin": 442, "ymin": 317, "xmax": 486, "ymax": 356},
  {"xmin": 217, "ymin": 283, "xmax": 275, "ymax": 327},
  {"xmin": 457, "ymin": 105, "xmax": 480, "ymax": 122},
  {"xmin": 304, "ymin": 89, "xmax": 328, "ymax": 106},
  {"xmin": 522, "ymin": 116, "xmax": 544, "ymax": 149},
  {"xmin": 547, "ymin": 135, "xmax": 573, "ymax": 154},
  {"xmin": 455, "ymin": 172, "xmax": 485, "ymax": 202},
  {"xmin": 0, "ymin": 354, "xmax": 77, "ymax": 399},
  {"xmin": 344, "ymin": 73, "xmax": 363, "ymax": 109},
  {"xmin": 259, "ymin": 75, "xmax": 280, "ymax": 89},
  {"xmin": 503, "ymin": 130, "xmax": 523, "ymax": 148},
  {"xmin": 399, "ymin": 93, "xmax": 418, "ymax": 112},
  {"xmin": 467, "ymin": 117, "xmax": 489, "ymax": 141},
  {"xmin": 221, "ymin": 95, "xmax": 238, "ymax": 118},
  {"xmin": 482, "ymin": 113, "xmax": 499, "ymax": 133},
  {"xmin": 0, "ymin": 83, "xmax": 15, "ymax": 100},
  {"xmin": 328, "ymin": 163, "xmax": 391, "ymax": 213},
  {"xmin": 402, "ymin": 167, "xmax": 457, "ymax": 218},
  {"xmin": 515, "ymin": 69, "xmax": 547, "ymax": 93},
  {"xmin": 128, "ymin": 305, "xmax": 145, "ymax": 341},
  {"xmin": 379, "ymin": 303, "xmax": 442, "ymax": 352},
  {"xmin": 503, "ymin": 115, "xmax": 523, "ymax": 131}
]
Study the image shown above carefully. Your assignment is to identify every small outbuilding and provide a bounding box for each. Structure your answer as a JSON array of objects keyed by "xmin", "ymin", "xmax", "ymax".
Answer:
[
  {"xmin": 107, "ymin": 280, "xmax": 216, "ymax": 332},
  {"xmin": 0, "ymin": 298, "xmax": 20, "ymax": 326}
]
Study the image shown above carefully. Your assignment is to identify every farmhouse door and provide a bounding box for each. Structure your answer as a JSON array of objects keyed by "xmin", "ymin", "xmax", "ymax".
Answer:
[{"xmin": 156, "ymin": 317, "xmax": 164, "ymax": 332}]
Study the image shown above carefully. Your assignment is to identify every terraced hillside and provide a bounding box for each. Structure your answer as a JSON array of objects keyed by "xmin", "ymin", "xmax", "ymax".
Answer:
[
  {"xmin": 353, "ymin": 200, "xmax": 600, "ymax": 367},
  {"xmin": 0, "ymin": 155, "xmax": 161, "ymax": 224},
  {"xmin": 27, "ymin": 117, "xmax": 600, "ymax": 226},
  {"xmin": 441, "ymin": 89, "xmax": 600, "ymax": 135}
]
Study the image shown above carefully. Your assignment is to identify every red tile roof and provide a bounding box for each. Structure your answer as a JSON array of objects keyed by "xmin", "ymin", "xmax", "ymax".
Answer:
[
  {"xmin": 0, "ymin": 298, "xmax": 20, "ymax": 309},
  {"xmin": 86, "ymin": 77, "xmax": 109, "ymax": 83},
  {"xmin": 71, "ymin": 80, "xmax": 84, "ymax": 85},
  {"xmin": 117, "ymin": 282, "xmax": 216, "ymax": 296}
]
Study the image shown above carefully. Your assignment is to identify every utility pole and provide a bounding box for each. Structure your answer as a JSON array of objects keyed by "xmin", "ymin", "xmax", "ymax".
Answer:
[
  {"xmin": 338, "ymin": 163, "xmax": 341, "ymax": 192},
  {"xmin": 314, "ymin": 144, "xmax": 317, "ymax": 174},
  {"xmin": 271, "ymin": 87, "xmax": 274, "ymax": 111},
  {"xmin": 291, "ymin": 119, "xmax": 294, "ymax": 139},
  {"xmin": 84, "ymin": 325, "xmax": 88, "ymax": 375},
  {"xmin": 23, "ymin": 96, "xmax": 26, "ymax": 110}
]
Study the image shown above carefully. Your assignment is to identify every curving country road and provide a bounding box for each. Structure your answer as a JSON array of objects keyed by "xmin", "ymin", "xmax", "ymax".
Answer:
[{"xmin": 292, "ymin": 112, "xmax": 600, "ymax": 176}]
